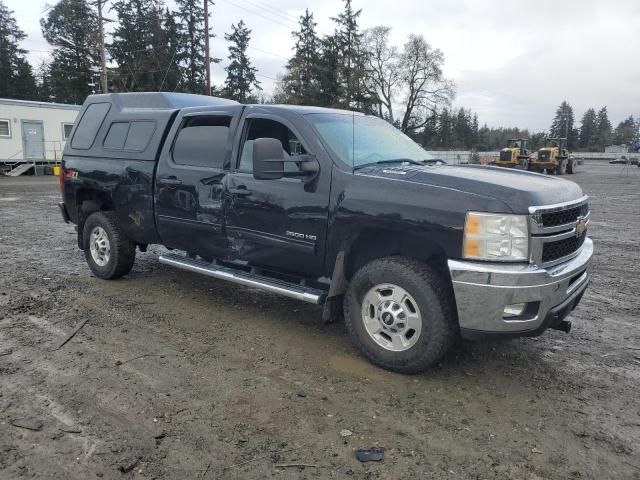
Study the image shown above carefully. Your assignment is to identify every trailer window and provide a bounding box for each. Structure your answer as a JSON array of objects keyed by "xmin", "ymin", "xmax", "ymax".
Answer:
[
  {"xmin": 62, "ymin": 123, "xmax": 74, "ymax": 140},
  {"xmin": 0, "ymin": 119, "xmax": 12, "ymax": 138},
  {"xmin": 172, "ymin": 116, "xmax": 231, "ymax": 168},
  {"xmin": 71, "ymin": 102, "xmax": 110, "ymax": 150}
]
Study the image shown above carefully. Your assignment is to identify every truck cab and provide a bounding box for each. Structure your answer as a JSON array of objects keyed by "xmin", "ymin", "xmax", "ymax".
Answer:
[{"xmin": 59, "ymin": 93, "xmax": 593, "ymax": 373}]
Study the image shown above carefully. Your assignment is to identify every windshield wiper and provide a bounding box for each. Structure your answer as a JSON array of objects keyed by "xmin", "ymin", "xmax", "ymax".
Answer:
[{"xmin": 353, "ymin": 158, "xmax": 424, "ymax": 171}]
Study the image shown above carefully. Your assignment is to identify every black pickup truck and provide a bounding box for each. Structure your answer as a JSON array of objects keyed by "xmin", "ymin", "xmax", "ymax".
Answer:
[{"xmin": 59, "ymin": 93, "xmax": 593, "ymax": 373}]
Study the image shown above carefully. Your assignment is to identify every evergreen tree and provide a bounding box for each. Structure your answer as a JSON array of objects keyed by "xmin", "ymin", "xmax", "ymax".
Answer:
[
  {"xmin": 594, "ymin": 106, "xmax": 612, "ymax": 149},
  {"xmin": 419, "ymin": 113, "xmax": 438, "ymax": 148},
  {"xmin": 579, "ymin": 108, "xmax": 597, "ymax": 150},
  {"xmin": 0, "ymin": 1, "xmax": 39, "ymax": 100},
  {"xmin": 278, "ymin": 9, "xmax": 321, "ymax": 105},
  {"xmin": 613, "ymin": 116, "xmax": 637, "ymax": 146},
  {"xmin": 529, "ymin": 132, "xmax": 546, "ymax": 151},
  {"xmin": 41, "ymin": 0, "xmax": 100, "ymax": 104},
  {"xmin": 223, "ymin": 20, "xmax": 260, "ymax": 103},
  {"xmin": 454, "ymin": 108, "xmax": 472, "ymax": 148},
  {"xmin": 549, "ymin": 101, "xmax": 577, "ymax": 149},
  {"xmin": 330, "ymin": 0, "xmax": 370, "ymax": 110},
  {"xmin": 110, "ymin": 0, "xmax": 181, "ymax": 91},
  {"xmin": 470, "ymin": 113, "xmax": 479, "ymax": 148},
  {"xmin": 316, "ymin": 34, "xmax": 342, "ymax": 108},
  {"xmin": 151, "ymin": 7, "xmax": 182, "ymax": 91},
  {"xmin": 437, "ymin": 108, "xmax": 453, "ymax": 148},
  {"xmin": 174, "ymin": 0, "xmax": 211, "ymax": 93},
  {"xmin": 35, "ymin": 60, "xmax": 53, "ymax": 101}
]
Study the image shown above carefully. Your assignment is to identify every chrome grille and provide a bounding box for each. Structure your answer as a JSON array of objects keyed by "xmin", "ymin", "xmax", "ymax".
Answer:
[
  {"xmin": 542, "ymin": 232, "xmax": 587, "ymax": 263},
  {"xmin": 529, "ymin": 196, "xmax": 590, "ymax": 266},
  {"xmin": 540, "ymin": 203, "xmax": 589, "ymax": 227}
]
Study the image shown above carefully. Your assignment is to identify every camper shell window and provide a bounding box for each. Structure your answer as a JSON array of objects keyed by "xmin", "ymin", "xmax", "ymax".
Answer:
[{"xmin": 71, "ymin": 103, "xmax": 111, "ymax": 150}]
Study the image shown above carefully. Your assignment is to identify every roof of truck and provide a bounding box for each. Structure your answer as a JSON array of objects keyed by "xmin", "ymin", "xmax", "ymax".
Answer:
[
  {"xmin": 85, "ymin": 92, "xmax": 239, "ymax": 109},
  {"xmin": 259, "ymin": 104, "xmax": 364, "ymax": 116},
  {"xmin": 83, "ymin": 93, "xmax": 362, "ymax": 116}
]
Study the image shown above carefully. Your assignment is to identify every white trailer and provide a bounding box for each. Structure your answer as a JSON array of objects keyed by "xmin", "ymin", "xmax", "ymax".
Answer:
[{"xmin": 0, "ymin": 98, "xmax": 80, "ymax": 174}]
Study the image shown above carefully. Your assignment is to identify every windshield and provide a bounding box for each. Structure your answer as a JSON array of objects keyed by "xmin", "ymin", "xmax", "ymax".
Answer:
[{"xmin": 307, "ymin": 113, "xmax": 433, "ymax": 168}]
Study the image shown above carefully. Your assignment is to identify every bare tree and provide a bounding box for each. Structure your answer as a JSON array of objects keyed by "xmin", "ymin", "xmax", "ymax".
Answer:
[
  {"xmin": 363, "ymin": 26, "xmax": 400, "ymax": 122},
  {"xmin": 399, "ymin": 34, "xmax": 454, "ymax": 133}
]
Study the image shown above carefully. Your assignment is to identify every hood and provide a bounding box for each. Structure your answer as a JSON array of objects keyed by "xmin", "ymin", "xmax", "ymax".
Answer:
[{"xmin": 357, "ymin": 164, "xmax": 584, "ymax": 213}]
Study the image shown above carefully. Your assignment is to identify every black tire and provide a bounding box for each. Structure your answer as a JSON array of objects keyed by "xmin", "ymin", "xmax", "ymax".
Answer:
[
  {"xmin": 344, "ymin": 256, "xmax": 457, "ymax": 373},
  {"xmin": 567, "ymin": 158, "xmax": 577, "ymax": 174},
  {"xmin": 83, "ymin": 211, "xmax": 136, "ymax": 279}
]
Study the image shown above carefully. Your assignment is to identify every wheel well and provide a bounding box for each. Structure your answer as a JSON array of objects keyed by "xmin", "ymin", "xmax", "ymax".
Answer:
[
  {"xmin": 76, "ymin": 189, "xmax": 114, "ymax": 221},
  {"xmin": 75, "ymin": 190, "xmax": 114, "ymax": 249},
  {"xmin": 344, "ymin": 229, "xmax": 449, "ymax": 281}
]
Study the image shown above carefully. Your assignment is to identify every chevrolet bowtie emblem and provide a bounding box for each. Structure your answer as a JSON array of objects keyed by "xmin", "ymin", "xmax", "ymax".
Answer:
[{"xmin": 576, "ymin": 216, "xmax": 587, "ymax": 237}]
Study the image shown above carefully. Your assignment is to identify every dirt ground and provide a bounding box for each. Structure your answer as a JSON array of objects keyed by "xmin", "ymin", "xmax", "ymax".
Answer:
[{"xmin": 0, "ymin": 162, "xmax": 639, "ymax": 480}]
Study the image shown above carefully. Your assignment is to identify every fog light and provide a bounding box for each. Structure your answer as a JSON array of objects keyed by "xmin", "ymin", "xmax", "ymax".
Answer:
[{"xmin": 503, "ymin": 303, "xmax": 527, "ymax": 318}]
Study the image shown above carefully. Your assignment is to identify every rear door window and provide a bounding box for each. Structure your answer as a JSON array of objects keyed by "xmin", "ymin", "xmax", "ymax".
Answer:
[
  {"xmin": 172, "ymin": 116, "xmax": 231, "ymax": 168},
  {"xmin": 71, "ymin": 103, "xmax": 111, "ymax": 150}
]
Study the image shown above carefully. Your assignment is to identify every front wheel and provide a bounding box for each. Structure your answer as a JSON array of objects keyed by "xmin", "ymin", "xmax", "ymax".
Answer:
[
  {"xmin": 344, "ymin": 257, "xmax": 457, "ymax": 373},
  {"xmin": 83, "ymin": 211, "xmax": 136, "ymax": 279}
]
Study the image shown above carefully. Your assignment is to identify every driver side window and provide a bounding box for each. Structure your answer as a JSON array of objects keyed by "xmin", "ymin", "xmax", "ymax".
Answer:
[{"xmin": 238, "ymin": 118, "xmax": 306, "ymax": 173}]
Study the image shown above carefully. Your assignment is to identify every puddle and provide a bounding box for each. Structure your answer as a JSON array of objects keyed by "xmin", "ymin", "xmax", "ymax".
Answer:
[{"xmin": 0, "ymin": 197, "xmax": 21, "ymax": 201}]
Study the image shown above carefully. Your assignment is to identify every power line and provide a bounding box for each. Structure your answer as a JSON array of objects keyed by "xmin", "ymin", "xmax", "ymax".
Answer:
[
  {"xmin": 218, "ymin": 0, "xmax": 298, "ymax": 30},
  {"xmin": 240, "ymin": 0, "xmax": 333, "ymax": 37},
  {"xmin": 249, "ymin": 45, "xmax": 289, "ymax": 61},
  {"xmin": 242, "ymin": 0, "xmax": 301, "ymax": 24},
  {"xmin": 256, "ymin": 72, "xmax": 278, "ymax": 81}
]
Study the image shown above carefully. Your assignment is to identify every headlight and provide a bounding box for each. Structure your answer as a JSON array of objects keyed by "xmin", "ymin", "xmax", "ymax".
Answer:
[{"xmin": 463, "ymin": 212, "xmax": 529, "ymax": 261}]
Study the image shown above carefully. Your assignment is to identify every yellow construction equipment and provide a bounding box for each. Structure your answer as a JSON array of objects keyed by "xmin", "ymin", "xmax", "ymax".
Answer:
[
  {"xmin": 530, "ymin": 137, "xmax": 576, "ymax": 175},
  {"xmin": 494, "ymin": 139, "xmax": 531, "ymax": 169}
]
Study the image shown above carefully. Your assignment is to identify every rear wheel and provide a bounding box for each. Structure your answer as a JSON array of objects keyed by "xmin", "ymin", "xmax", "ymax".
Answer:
[
  {"xmin": 83, "ymin": 211, "xmax": 136, "ymax": 279},
  {"xmin": 344, "ymin": 257, "xmax": 457, "ymax": 373},
  {"xmin": 555, "ymin": 159, "xmax": 566, "ymax": 175},
  {"xmin": 567, "ymin": 158, "xmax": 577, "ymax": 174}
]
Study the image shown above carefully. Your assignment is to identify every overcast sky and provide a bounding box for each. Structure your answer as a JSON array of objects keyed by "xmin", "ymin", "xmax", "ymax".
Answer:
[{"xmin": 6, "ymin": 0, "xmax": 640, "ymax": 131}]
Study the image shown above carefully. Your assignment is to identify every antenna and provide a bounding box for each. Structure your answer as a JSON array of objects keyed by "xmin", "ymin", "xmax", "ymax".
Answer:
[{"xmin": 352, "ymin": 109, "xmax": 355, "ymax": 170}]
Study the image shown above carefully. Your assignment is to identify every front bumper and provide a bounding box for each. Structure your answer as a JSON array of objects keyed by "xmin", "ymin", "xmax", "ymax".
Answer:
[{"xmin": 448, "ymin": 237, "xmax": 593, "ymax": 338}]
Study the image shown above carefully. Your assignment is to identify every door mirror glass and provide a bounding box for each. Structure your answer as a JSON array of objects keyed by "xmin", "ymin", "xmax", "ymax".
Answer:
[{"xmin": 253, "ymin": 137, "xmax": 284, "ymax": 180}]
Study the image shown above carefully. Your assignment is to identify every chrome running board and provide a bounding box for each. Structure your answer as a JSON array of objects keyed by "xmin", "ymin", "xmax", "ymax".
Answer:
[{"xmin": 159, "ymin": 253, "xmax": 327, "ymax": 304}]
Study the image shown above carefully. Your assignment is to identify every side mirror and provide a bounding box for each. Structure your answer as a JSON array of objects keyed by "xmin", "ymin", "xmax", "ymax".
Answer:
[{"xmin": 253, "ymin": 137, "xmax": 284, "ymax": 180}]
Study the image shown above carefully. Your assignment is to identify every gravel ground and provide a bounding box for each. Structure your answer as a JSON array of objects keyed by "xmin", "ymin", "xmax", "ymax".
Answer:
[{"xmin": 0, "ymin": 162, "xmax": 639, "ymax": 480}]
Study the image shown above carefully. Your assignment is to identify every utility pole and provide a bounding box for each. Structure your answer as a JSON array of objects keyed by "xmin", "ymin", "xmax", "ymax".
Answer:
[
  {"xmin": 204, "ymin": 0, "xmax": 211, "ymax": 95},
  {"xmin": 95, "ymin": 0, "xmax": 108, "ymax": 94}
]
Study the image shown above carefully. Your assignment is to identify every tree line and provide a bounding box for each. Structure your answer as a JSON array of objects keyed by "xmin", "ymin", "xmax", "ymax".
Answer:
[
  {"xmin": 418, "ymin": 102, "xmax": 638, "ymax": 152},
  {"xmin": 0, "ymin": 0, "xmax": 637, "ymax": 152}
]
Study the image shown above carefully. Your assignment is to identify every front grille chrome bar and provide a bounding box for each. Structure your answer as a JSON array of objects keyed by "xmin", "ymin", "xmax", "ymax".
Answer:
[
  {"xmin": 528, "ymin": 195, "xmax": 590, "ymax": 267},
  {"xmin": 528, "ymin": 195, "xmax": 589, "ymax": 235}
]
